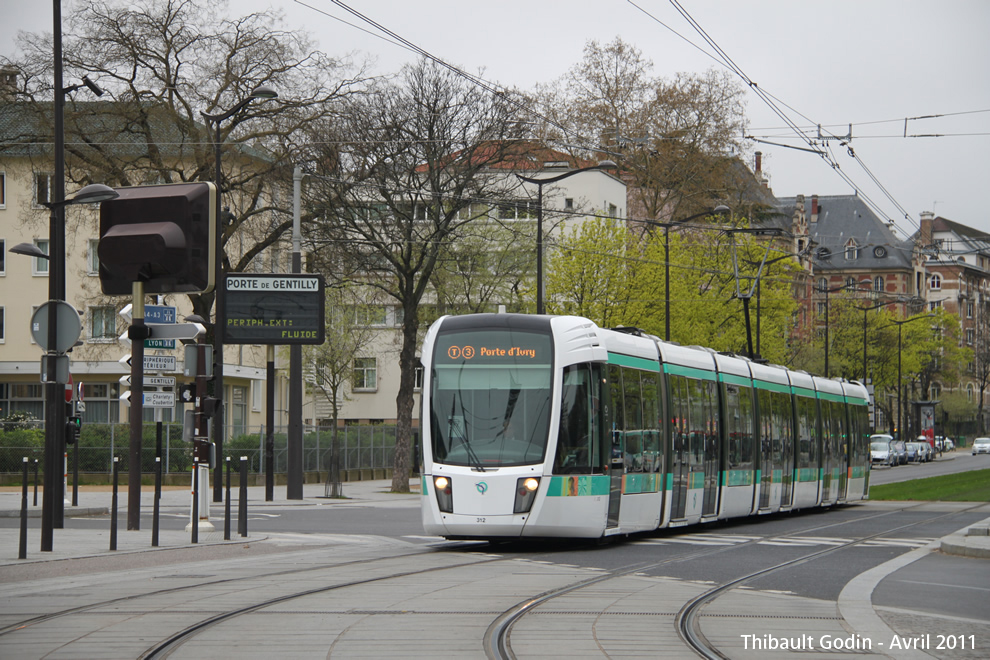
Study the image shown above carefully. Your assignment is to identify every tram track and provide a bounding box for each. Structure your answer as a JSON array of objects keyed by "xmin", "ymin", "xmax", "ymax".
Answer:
[
  {"xmin": 484, "ymin": 502, "xmax": 978, "ymax": 659},
  {"xmin": 0, "ymin": 502, "xmax": 975, "ymax": 659}
]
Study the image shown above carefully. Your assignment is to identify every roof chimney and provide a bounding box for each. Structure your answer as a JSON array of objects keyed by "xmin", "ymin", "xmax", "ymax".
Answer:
[
  {"xmin": 920, "ymin": 211, "xmax": 935, "ymax": 248},
  {"xmin": 0, "ymin": 66, "xmax": 18, "ymax": 101},
  {"xmin": 753, "ymin": 151, "xmax": 770, "ymax": 189}
]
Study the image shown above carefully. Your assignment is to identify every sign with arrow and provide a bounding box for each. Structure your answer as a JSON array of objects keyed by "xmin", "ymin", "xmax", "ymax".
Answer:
[{"xmin": 119, "ymin": 354, "xmax": 177, "ymax": 372}]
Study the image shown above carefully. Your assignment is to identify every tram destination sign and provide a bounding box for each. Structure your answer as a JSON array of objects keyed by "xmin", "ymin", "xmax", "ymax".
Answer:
[{"xmin": 223, "ymin": 274, "xmax": 326, "ymax": 345}]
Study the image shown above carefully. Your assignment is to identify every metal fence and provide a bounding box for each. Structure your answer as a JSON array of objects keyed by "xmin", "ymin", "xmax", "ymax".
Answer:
[{"xmin": 0, "ymin": 422, "xmax": 399, "ymax": 476}]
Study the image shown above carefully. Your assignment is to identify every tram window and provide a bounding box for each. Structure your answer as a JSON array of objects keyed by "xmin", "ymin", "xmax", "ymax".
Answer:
[
  {"xmin": 622, "ymin": 368, "xmax": 644, "ymax": 471},
  {"xmin": 641, "ymin": 373, "xmax": 661, "ymax": 472},
  {"xmin": 796, "ymin": 396, "xmax": 817, "ymax": 469},
  {"xmin": 724, "ymin": 383, "xmax": 754, "ymax": 472},
  {"xmin": 687, "ymin": 378, "xmax": 706, "ymax": 470},
  {"xmin": 668, "ymin": 375, "xmax": 688, "ymax": 466},
  {"xmin": 554, "ymin": 364, "xmax": 604, "ymax": 475},
  {"xmin": 771, "ymin": 391, "xmax": 792, "ymax": 467}
]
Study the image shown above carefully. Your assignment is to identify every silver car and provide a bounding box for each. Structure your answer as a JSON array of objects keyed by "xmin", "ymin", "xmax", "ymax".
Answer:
[{"xmin": 973, "ymin": 438, "xmax": 990, "ymax": 455}]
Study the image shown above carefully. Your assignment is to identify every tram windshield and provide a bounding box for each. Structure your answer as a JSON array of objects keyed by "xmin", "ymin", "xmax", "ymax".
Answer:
[{"xmin": 430, "ymin": 328, "xmax": 553, "ymax": 468}]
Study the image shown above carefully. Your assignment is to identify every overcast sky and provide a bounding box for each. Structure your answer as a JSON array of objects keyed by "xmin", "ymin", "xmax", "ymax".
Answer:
[{"xmin": 5, "ymin": 1, "xmax": 989, "ymax": 237}]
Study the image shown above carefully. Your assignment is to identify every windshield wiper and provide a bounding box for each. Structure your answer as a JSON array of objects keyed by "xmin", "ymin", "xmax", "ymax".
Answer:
[{"xmin": 449, "ymin": 391, "xmax": 486, "ymax": 472}]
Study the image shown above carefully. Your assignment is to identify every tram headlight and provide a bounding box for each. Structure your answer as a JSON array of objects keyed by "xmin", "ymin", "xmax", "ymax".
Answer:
[
  {"xmin": 433, "ymin": 475, "xmax": 453, "ymax": 513},
  {"xmin": 513, "ymin": 476, "xmax": 541, "ymax": 513}
]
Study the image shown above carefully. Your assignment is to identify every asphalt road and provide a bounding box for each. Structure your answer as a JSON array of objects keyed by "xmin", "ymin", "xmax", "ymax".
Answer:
[{"xmin": 869, "ymin": 450, "xmax": 988, "ymax": 486}]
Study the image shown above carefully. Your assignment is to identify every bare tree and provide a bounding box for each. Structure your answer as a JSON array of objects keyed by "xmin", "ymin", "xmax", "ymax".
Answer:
[
  {"xmin": 3, "ymin": 0, "xmax": 369, "ymax": 323},
  {"xmin": 305, "ymin": 59, "xmax": 530, "ymax": 492},
  {"xmin": 303, "ymin": 286, "xmax": 375, "ymax": 498},
  {"xmin": 530, "ymin": 37, "xmax": 752, "ymax": 222}
]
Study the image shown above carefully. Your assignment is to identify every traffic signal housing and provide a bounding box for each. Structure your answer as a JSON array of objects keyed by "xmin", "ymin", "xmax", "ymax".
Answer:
[
  {"xmin": 65, "ymin": 416, "xmax": 81, "ymax": 445},
  {"xmin": 98, "ymin": 182, "xmax": 216, "ymax": 295}
]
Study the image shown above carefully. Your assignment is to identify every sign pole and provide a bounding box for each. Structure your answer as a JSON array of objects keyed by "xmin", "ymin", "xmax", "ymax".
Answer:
[{"xmin": 127, "ymin": 282, "xmax": 146, "ymax": 530}]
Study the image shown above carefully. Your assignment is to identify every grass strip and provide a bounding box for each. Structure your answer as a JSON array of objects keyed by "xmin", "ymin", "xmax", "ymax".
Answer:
[{"xmin": 869, "ymin": 468, "xmax": 990, "ymax": 502}]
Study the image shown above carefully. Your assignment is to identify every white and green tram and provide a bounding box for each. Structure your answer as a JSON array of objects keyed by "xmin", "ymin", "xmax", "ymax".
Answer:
[{"xmin": 420, "ymin": 314, "xmax": 871, "ymax": 540}]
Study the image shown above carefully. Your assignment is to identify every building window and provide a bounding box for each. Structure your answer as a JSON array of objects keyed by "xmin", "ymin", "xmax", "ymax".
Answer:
[
  {"xmin": 608, "ymin": 203, "xmax": 617, "ymax": 218},
  {"xmin": 816, "ymin": 302, "xmax": 827, "ymax": 316},
  {"xmin": 967, "ymin": 328, "xmax": 975, "ymax": 345},
  {"xmin": 817, "ymin": 277, "xmax": 828, "ymax": 293},
  {"xmin": 0, "ymin": 305, "xmax": 4, "ymax": 342},
  {"xmin": 929, "ymin": 300, "xmax": 942, "ymax": 311},
  {"xmin": 968, "ymin": 383, "xmax": 975, "ymax": 403},
  {"xmin": 930, "ymin": 383, "xmax": 941, "ymax": 399},
  {"xmin": 929, "ymin": 273, "xmax": 941, "ymax": 290},
  {"xmin": 252, "ymin": 380, "xmax": 262, "ymax": 412},
  {"xmin": 846, "ymin": 276, "xmax": 856, "ymax": 288},
  {"xmin": 564, "ymin": 198, "xmax": 574, "ymax": 211},
  {"xmin": 874, "ymin": 275, "xmax": 884, "ymax": 292},
  {"xmin": 844, "ymin": 239, "xmax": 858, "ymax": 260},
  {"xmin": 967, "ymin": 301, "xmax": 974, "ymax": 318},
  {"xmin": 88, "ymin": 238, "xmax": 100, "ymax": 275},
  {"xmin": 32, "ymin": 239, "xmax": 49, "ymax": 275},
  {"xmin": 352, "ymin": 357, "xmax": 377, "ymax": 391},
  {"xmin": 0, "ymin": 238, "xmax": 5, "ymax": 274},
  {"xmin": 353, "ymin": 305, "xmax": 387, "ymax": 327},
  {"xmin": 231, "ymin": 386, "xmax": 247, "ymax": 437},
  {"xmin": 89, "ymin": 305, "xmax": 117, "ymax": 341},
  {"xmin": 34, "ymin": 173, "xmax": 51, "ymax": 207},
  {"xmin": 0, "ymin": 171, "xmax": 6, "ymax": 207},
  {"xmin": 414, "ymin": 365, "xmax": 424, "ymax": 390}
]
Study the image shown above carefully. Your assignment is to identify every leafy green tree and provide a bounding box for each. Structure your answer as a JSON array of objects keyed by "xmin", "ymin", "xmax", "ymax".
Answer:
[{"xmin": 545, "ymin": 215, "xmax": 631, "ymax": 327}]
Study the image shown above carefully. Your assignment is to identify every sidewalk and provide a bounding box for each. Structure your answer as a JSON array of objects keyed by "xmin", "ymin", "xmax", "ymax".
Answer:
[{"xmin": 0, "ymin": 478, "xmax": 421, "ymax": 565}]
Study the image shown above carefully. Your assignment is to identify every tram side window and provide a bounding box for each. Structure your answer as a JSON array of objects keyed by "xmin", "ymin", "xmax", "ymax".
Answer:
[
  {"xmin": 724, "ymin": 383, "xmax": 754, "ymax": 472},
  {"xmin": 608, "ymin": 365, "xmax": 625, "ymax": 462},
  {"xmin": 668, "ymin": 375, "xmax": 688, "ymax": 466},
  {"xmin": 832, "ymin": 401, "xmax": 848, "ymax": 460},
  {"xmin": 771, "ymin": 390, "xmax": 793, "ymax": 468},
  {"xmin": 757, "ymin": 389, "xmax": 774, "ymax": 462},
  {"xmin": 555, "ymin": 364, "xmax": 604, "ymax": 474},
  {"xmin": 687, "ymin": 377, "xmax": 709, "ymax": 471},
  {"xmin": 795, "ymin": 396, "xmax": 818, "ymax": 470},
  {"xmin": 641, "ymin": 373, "xmax": 661, "ymax": 473},
  {"xmin": 622, "ymin": 368, "xmax": 645, "ymax": 471}
]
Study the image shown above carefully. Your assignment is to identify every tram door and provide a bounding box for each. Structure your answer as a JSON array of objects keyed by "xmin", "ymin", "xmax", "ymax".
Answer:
[
  {"xmin": 836, "ymin": 403, "xmax": 849, "ymax": 500},
  {"xmin": 669, "ymin": 375, "xmax": 689, "ymax": 519},
  {"xmin": 820, "ymin": 401, "xmax": 834, "ymax": 502},
  {"xmin": 701, "ymin": 380, "xmax": 719, "ymax": 517},
  {"xmin": 757, "ymin": 389, "xmax": 774, "ymax": 510},
  {"xmin": 606, "ymin": 366, "xmax": 623, "ymax": 528},
  {"xmin": 779, "ymin": 392, "xmax": 795, "ymax": 508}
]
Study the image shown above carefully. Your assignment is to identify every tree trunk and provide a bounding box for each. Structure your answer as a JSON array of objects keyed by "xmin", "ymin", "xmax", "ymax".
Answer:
[{"xmin": 390, "ymin": 308, "xmax": 420, "ymax": 493}]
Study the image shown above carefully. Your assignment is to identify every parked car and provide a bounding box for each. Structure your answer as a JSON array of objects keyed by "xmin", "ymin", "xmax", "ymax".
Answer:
[
  {"xmin": 889, "ymin": 439, "xmax": 909, "ymax": 465},
  {"xmin": 905, "ymin": 442, "xmax": 922, "ymax": 463},
  {"xmin": 871, "ymin": 440, "xmax": 893, "ymax": 466},
  {"xmin": 916, "ymin": 441, "xmax": 933, "ymax": 462},
  {"xmin": 973, "ymin": 438, "xmax": 990, "ymax": 455}
]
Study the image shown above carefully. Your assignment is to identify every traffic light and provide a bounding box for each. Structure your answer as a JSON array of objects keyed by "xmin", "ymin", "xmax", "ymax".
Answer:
[
  {"xmin": 65, "ymin": 416, "xmax": 81, "ymax": 445},
  {"xmin": 98, "ymin": 182, "xmax": 216, "ymax": 295}
]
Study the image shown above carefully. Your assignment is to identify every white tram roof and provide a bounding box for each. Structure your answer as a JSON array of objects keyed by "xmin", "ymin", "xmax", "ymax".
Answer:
[
  {"xmin": 712, "ymin": 351, "xmax": 752, "ymax": 379},
  {"xmin": 787, "ymin": 369, "xmax": 816, "ymax": 391},
  {"xmin": 841, "ymin": 379, "xmax": 870, "ymax": 403},
  {"xmin": 599, "ymin": 327, "xmax": 662, "ymax": 362},
  {"xmin": 657, "ymin": 341, "xmax": 716, "ymax": 372},
  {"xmin": 551, "ymin": 316, "xmax": 609, "ymax": 364},
  {"xmin": 748, "ymin": 360, "xmax": 790, "ymax": 386},
  {"xmin": 812, "ymin": 375, "xmax": 845, "ymax": 396}
]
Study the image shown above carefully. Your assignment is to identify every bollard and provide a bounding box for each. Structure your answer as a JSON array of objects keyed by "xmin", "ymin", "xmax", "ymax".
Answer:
[
  {"xmin": 238, "ymin": 456, "xmax": 248, "ymax": 537},
  {"xmin": 33, "ymin": 459, "xmax": 39, "ymax": 507},
  {"xmin": 191, "ymin": 461, "xmax": 199, "ymax": 544},
  {"xmin": 19, "ymin": 458, "xmax": 28, "ymax": 560},
  {"xmin": 110, "ymin": 457, "xmax": 119, "ymax": 551},
  {"xmin": 224, "ymin": 457, "xmax": 232, "ymax": 541},
  {"xmin": 152, "ymin": 457, "xmax": 161, "ymax": 547}
]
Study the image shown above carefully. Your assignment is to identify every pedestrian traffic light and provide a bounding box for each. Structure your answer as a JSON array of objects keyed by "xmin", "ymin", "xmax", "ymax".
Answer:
[
  {"xmin": 65, "ymin": 416, "xmax": 82, "ymax": 445},
  {"xmin": 98, "ymin": 182, "xmax": 216, "ymax": 295}
]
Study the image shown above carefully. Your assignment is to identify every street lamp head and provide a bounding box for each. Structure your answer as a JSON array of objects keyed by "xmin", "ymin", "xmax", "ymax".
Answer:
[
  {"xmin": 82, "ymin": 75, "xmax": 104, "ymax": 97},
  {"xmin": 713, "ymin": 204, "xmax": 730, "ymax": 215},
  {"xmin": 249, "ymin": 85, "xmax": 278, "ymax": 100},
  {"xmin": 9, "ymin": 242, "xmax": 49, "ymax": 259},
  {"xmin": 597, "ymin": 159, "xmax": 617, "ymax": 169},
  {"xmin": 66, "ymin": 183, "xmax": 119, "ymax": 205}
]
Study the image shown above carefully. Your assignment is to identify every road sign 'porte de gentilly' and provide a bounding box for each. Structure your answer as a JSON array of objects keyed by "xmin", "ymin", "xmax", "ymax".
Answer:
[{"xmin": 223, "ymin": 274, "xmax": 325, "ymax": 345}]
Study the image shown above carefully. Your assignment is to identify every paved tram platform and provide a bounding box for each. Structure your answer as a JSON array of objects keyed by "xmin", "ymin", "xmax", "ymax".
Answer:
[{"xmin": 0, "ymin": 480, "xmax": 987, "ymax": 659}]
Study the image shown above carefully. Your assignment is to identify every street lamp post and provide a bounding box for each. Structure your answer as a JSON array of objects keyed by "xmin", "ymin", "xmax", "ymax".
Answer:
[
  {"xmin": 637, "ymin": 206, "xmax": 730, "ymax": 341},
  {"xmin": 515, "ymin": 161, "xmax": 616, "ymax": 315},
  {"xmin": 887, "ymin": 314, "xmax": 935, "ymax": 439},
  {"xmin": 12, "ymin": 184, "xmax": 118, "ymax": 551},
  {"xmin": 201, "ymin": 85, "xmax": 277, "ymax": 502}
]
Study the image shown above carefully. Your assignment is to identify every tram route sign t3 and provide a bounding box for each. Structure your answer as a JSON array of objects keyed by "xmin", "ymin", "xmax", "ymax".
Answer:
[{"xmin": 222, "ymin": 273, "xmax": 326, "ymax": 345}]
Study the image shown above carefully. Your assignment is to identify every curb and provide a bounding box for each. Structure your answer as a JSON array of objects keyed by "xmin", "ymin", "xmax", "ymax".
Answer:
[{"xmin": 0, "ymin": 507, "xmax": 108, "ymax": 519}]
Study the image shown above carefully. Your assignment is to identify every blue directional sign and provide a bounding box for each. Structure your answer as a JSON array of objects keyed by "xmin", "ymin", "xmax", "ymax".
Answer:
[{"xmin": 144, "ymin": 305, "xmax": 177, "ymax": 324}]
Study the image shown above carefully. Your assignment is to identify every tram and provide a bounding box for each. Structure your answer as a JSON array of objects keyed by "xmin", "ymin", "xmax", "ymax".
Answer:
[{"xmin": 420, "ymin": 314, "xmax": 871, "ymax": 540}]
